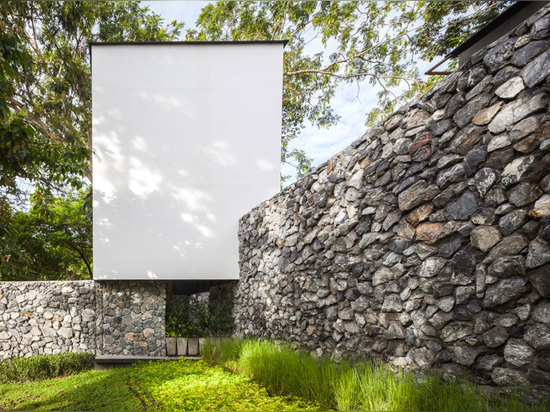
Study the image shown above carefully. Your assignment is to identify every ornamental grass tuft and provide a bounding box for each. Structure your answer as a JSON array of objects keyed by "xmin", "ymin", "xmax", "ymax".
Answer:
[{"xmin": 202, "ymin": 337, "xmax": 547, "ymax": 411}]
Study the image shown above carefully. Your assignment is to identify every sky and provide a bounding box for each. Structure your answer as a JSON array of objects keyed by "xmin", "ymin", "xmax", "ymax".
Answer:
[{"xmin": 142, "ymin": 1, "xmax": 437, "ymax": 185}]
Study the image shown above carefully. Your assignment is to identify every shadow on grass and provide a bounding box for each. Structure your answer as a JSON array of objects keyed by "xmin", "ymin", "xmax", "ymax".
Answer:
[{"xmin": 5, "ymin": 367, "xmax": 142, "ymax": 411}]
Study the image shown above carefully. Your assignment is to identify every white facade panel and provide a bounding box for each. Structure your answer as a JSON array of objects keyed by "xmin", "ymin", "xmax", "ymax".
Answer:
[{"xmin": 92, "ymin": 43, "xmax": 283, "ymax": 280}]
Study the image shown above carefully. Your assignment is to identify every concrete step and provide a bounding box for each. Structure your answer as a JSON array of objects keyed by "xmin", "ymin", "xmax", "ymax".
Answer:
[{"xmin": 94, "ymin": 355, "xmax": 200, "ymax": 369}]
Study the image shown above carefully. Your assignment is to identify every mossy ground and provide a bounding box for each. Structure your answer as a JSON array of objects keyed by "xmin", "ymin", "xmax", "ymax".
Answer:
[{"xmin": 0, "ymin": 359, "xmax": 317, "ymax": 411}]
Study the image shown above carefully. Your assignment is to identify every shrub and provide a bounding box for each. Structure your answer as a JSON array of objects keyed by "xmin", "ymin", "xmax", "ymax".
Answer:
[{"xmin": 0, "ymin": 351, "xmax": 94, "ymax": 383}]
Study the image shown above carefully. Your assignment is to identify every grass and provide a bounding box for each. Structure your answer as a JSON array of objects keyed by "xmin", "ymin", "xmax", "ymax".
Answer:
[
  {"xmin": 0, "ymin": 358, "xmax": 317, "ymax": 411},
  {"xmin": 0, "ymin": 352, "xmax": 94, "ymax": 383},
  {"xmin": 202, "ymin": 337, "xmax": 548, "ymax": 411}
]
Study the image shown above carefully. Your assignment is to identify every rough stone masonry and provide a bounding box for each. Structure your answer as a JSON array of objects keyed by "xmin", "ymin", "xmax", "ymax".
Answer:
[
  {"xmin": 0, "ymin": 280, "xmax": 166, "ymax": 359},
  {"xmin": 233, "ymin": 4, "xmax": 550, "ymax": 390}
]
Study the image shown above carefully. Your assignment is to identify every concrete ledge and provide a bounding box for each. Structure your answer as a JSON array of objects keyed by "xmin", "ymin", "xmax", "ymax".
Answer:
[{"xmin": 94, "ymin": 355, "xmax": 200, "ymax": 369}]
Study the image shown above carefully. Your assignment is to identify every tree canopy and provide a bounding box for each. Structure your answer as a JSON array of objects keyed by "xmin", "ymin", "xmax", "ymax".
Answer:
[{"xmin": 187, "ymin": 1, "xmax": 512, "ymax": 177}]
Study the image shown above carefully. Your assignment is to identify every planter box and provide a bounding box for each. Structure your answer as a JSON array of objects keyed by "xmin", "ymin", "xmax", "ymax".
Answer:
[
  {"xmin": 177, "ymin": 338, "xmax": 188, "ymax": 356},
  {"xmin": 166, "ymin": 337, "xmax": 177, "ymax": 356},
  {"xmin": 187, "ymin": 337, "xmax": 199, "ymax": 356}
]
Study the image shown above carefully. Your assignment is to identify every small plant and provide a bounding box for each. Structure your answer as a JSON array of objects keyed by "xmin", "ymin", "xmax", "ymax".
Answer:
[{"xmin": 0, "ymin": 351, "xmax": 94, "ymax": 383}]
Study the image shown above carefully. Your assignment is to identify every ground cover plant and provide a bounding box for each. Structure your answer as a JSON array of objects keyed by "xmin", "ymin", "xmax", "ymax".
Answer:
[
  {"xmin": 202, "ymin": 338, "xmax": 548, "ymax": 411},
  {"xmin": 0, "ymin": 357, "xmax": 317, "ymax": 411}
]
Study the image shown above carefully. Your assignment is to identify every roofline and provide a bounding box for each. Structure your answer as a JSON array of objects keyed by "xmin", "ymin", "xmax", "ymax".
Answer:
[
  {"xmin": 449, "ymin": 1, "xmax": 545, "ymax": 58},
  {"xmin": 89, "ymin": 40, "xmax": 288, "ymax": 53}
]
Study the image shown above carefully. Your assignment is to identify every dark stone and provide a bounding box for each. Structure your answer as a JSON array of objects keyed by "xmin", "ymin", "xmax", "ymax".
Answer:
[
  {"xmin": 485, "ymin": 147, "xmax": 516, "ymax": 170},
  {"xmin": 453, "ymin": 306, "xmax": 472, "ymax": 321},
  {"xmin": 452, "ymin": 251, "xmax": 476, "ymax": 275},
  {"xmin": 433, "ymin": 188, "xmax": 455, "ymax": 209},
  {"xmin": 392, "ymin": 176, "xmax": 418, "ymax": 195},
  {"xmin": 488, "ymin": 256, "xmax": 526, "ymax": 278},
  {"xmin": 388, "ymin": 237, "xmax": 410, "ymax": 254},
  {"xmin": 499, "ymin": 209, "xmax": 527, "ymax": 236},
  {"xmin": 445, "ymin": 191, "xmax": 479, "ymax": 221},
  {"xmin": 539, "ymin": 217, "xmax": 550, "ymax": 242},
  {"xmin": 483, "ymin": 38, "xmax": 515, "ymax": 72},
  {"xmin": 521, "ymin": 48, "xmax": 550, "ymax": 88},
  {"xmin": 433, "ymin": 283, "xmax": 455, "ymax": 298},
  {"xmin": 483, "ymin": 278, "xmax": 530, "ymax": 307},
  {"xmin": 453, "ymin": 93, "xmax": 492, "ymax": 129},
  {"xmin": 493, "ymin": 65, "xmax": 519, "ymax": 87},
  {"xmin": 526, "ymin": 238, "xmax": 550, "ymax": 269},
  {"xmin": 444, "ymin": 93, "xmax": 466, "ymax": 119},
  {"xmin": 512, "ymin": 40, "xmax": 549, "ymax": 67},
  {"xmin": 438, "ymin": 234, "xmax": 465, "ymax": 258},
  {"xmin": 463, "ymin": 146, "xmax": 487, "ymax": 177},
  {"xmin": 431, "ymin": 119, "xmax": 453, "ymax": 136},
  {"xmin": 482, "ymin": 326, "xmax": 509, "ymax": 348},
  {"xmin": 436, "ymin": 164, "xmax": 466, "ymax": 189},
  {"xmin": 508, "ymin": 182, "xmax": 543, "ymax": 207}
]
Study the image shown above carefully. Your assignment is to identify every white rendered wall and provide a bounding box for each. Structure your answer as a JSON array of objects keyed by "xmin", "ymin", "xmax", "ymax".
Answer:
[{"xmin": 92, "ymin": 43, "xmax": 283, "ymax": 280}]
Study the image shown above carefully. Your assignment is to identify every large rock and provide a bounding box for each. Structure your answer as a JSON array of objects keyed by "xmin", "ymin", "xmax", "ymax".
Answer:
[
  {"xmin": 504, "ymin": 339, "xmax": 534, "ymax": 366},
  {"xmin": 532, "ymin": 302, "xmax": 550, "ymax": 325},
  {"xmin": 398, "ymin": 180, "xmax": 439, "ymax": 211},
  {"xmin": 529, "ymin": 194, "xmax": 550, "ymax": 218},
  {"xmin": 524, "ymin": 324, "xmax": 550, "ymax": 350},
  {"xmin": 488, "ymin": 94, "xmax": 549, "ymax": 134},
  {"xmin": 470, "ymin": 226, "xmax": 501, "ymax": 252},
  {"xmin": 418, "ymin": 257, "xmax": 446, "ymax": 278},
  {"xmin": 530, "ymin": 264, "xmax": 550, "ymax": 297},
  {"xmin": 492, "ymin": 368, "xmax": 529, "ymax": 386},
  {"xmin": 487, "ymin": 256, "xmax": 525, "ymax": 278},
  {"xmin": 526, "ymin": 238, "xmax": 550, "ymax": 269},
  {"xmin": 508, "ymin": 182, "xmax": 542, "ymax": 207},
  {"xmin": 521, "ymin": 48, "xmax": 550, "ymax": 87},
  {"xmin": 482, "ymin": 278, "xmax": 529, "ymax": 307},
  {"xmin": 445, "ymin": 191, "xmax": 479, "ymax": 220}
]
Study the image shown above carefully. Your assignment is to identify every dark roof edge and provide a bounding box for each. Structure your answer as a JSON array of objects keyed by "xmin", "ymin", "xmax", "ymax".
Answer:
[
  {"xmin": 449, "ymin": 1, "xmax": 545, "ymax": 57},
  {"xmin": 89, "ymin": 40, "xmax": 288, "ymax": 47}
]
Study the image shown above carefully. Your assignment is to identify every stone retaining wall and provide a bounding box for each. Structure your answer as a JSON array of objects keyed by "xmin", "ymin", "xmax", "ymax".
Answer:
[
  {"xmin": 95, "ymin": 281, "xmax": 166, "ymax": 357},
  {"xmin": 234, "ymin": 5, "xmax": 550, "ymax": 390},
  {"xmin": 0, "ymin": 281, "xmax": 96, "ymax": 359},
  {"xmin": 0, "ymin": 280, "xmax": 166, "ymax": 359}
]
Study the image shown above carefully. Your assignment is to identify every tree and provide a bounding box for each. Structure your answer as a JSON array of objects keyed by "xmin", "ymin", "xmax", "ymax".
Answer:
[
  {"xmin": 0, "ymin": 1, "xmax": 182, "ymax": 202},
  {"xmin": 187, "ymin": 1, "xmax": 513, "ymax": 179},
  {"xmin": 0, "ymin": 1, "xmax": 181, "ymax": 280},
  {"xmin": 0, "ymin": 189, "xmax": 92, "ymax": 281}
]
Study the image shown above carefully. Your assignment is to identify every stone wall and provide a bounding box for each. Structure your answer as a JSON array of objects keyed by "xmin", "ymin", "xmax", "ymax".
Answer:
[
  {"xmin": 0, "ymin": 280, "xmax": 166, "ymax": 359},
  {"xmin": 235, "ymin": 5, "xmax": 550, "ymax": 389},
  {"xmin": 0, "ymin": 281, "xmax": 96, "ymax": 359},
  {"xmin": 95, "ymin": 281, "xmax": 166, "ymax": 357}
]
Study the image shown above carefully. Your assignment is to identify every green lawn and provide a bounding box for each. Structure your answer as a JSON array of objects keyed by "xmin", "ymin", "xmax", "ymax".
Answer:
[{"xmin": 0, "ymin": 359, "xmax": 317, "ymax": 411}]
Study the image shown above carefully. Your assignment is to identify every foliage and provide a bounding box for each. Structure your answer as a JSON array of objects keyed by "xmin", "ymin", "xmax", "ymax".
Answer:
[
  {"xmin": 0, "ymin": 1, "xmax": 183, "ymax": 200},
  {"xmin": 166, "ymin": 296, "xmax": 233, "ymax": 337},
  {"xmin": 0, "ymin": 352, "xmax": 94, "ymax": 384},
  {"xmin": 202, "ymin": 338, "xmax": 547, "ymax": 412},
  {"xmin": 0, "ymin": 359, "xmax": 316, "ymax": 411},
  {"xmin": 1, "ymin": 1, "xmax": 181, "ymax": 280},
  {"xmin": 0, "ymin": 189, "xmax": 92, "ymax": 280},
  {"xmin": 188, "ymin": 1, "xmax": 513, "ymax": 179}
]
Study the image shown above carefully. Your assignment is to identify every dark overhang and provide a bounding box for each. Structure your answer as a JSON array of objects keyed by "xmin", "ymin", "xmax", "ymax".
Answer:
[{"xmin": 426, "ymin": 1, "xmax": 548, "ymax": 75}]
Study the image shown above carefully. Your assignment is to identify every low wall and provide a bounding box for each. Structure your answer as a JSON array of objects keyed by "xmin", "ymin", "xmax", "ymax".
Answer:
[
  {"xmin": 234, "ymin": 4, "xmax": 550, "ymax": 389},
  {"xmin": 0, "ymin": 280, "xmax": 166, "ymax": 359},
  {"xmin": 0, "ymin": 281, "xmax": 96, "ymax": 359}
]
